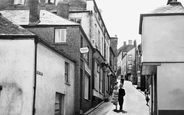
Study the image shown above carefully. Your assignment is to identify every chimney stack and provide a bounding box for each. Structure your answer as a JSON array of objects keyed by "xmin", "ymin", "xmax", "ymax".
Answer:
[
  {"xmin": 134, "ymin": 40, "xmax": 137, "ymax": 47},
  {"xmin": 124, "ymin": 41, "xmax": 126, "ymax": 46},
  {"xmin": 128, "ymin": 40, "xmax": 132, "ymax": 45},
  {"xmin": 57, "ymin": 1, "xmax": 69, "ymax": 19},
  {"xmin": 29, "ymin": 0, "xmax": 40, "ymax": 26},
  {"xmin": 167, "ymin": 0, "xmax": 178, "ymax": 5},
  {"xmin": 69, "ymin": 0, "xmax": 86, "ymax": 11}
]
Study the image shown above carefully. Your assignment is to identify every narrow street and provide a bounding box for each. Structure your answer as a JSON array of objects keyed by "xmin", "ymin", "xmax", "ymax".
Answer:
[{"xmin": 88, "ymin": 81, "xmax": 149, "ymax": 115}]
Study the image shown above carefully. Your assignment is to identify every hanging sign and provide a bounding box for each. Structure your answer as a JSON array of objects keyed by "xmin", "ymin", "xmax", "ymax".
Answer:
[{"xmin": 80, "ymin": 47, "xmax": 89, "ymax": 53}]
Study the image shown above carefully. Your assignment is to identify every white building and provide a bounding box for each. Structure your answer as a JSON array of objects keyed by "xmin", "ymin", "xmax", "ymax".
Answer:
[
  {"xmin": 140, "ymin": 1, "xmax": 184, "ymax": 115},
  {"xmin": 0, "ymin": 10, "xmax": 76, "ymax": 115}
]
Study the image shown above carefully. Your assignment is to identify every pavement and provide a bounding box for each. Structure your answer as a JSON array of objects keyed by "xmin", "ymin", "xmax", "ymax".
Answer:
[{"xmin": 85, "ymin": 80, "xmax": 149, "ymax": 115}]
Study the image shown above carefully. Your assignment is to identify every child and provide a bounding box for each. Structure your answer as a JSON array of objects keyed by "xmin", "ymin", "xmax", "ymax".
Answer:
[{"xmin": 111, "ymin": 85, "xmax": 119, "ymax": 110}]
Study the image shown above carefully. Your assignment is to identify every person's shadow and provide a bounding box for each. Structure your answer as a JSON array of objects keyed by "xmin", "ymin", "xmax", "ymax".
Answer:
[
  {"xmin": 119, "ymin": 110, "xmax": 128, "ymax": 113},
  {"xmin": 113, "ymin": 109, "xmax": 119, "ymax": 112},
  {"xmin": 113, "ymin": 109, "xmax": 128, "ymax": 113}
]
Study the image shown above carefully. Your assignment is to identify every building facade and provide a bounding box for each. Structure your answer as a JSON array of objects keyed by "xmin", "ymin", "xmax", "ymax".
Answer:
[
  {"xmin": 0, "ymin": 14, "xmax": 76, "ymax": 115},
  {"xmin": 139, "ymin": 1, "xmax": 184, "ymax": 115},
  {"xmin": 117, "ymin": 40, "xmax": 135, "ymax": 80},
  {"xmin": 0, "ymin": 0, "xmax": 118, "ymax": 114}
]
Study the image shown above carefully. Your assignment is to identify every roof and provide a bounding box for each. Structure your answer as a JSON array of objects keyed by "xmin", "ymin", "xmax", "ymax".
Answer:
[
  {"xmin": 139, "ymin": 2, "xmax": 184, "ymax": 34},
  {"xmin": 0, "ymin": 10, "xmax": 79, "ymax": 26},
  {"xmin": 0, "ymin": 13, "xmax": 34, "ymax": 36},
  {"xmin": 117, "ymin": 45, "xmax": 134, "ymax": 56},
  {"xmin": 151, "ymin": 2, "xmax": 184, "ymax": 13}
]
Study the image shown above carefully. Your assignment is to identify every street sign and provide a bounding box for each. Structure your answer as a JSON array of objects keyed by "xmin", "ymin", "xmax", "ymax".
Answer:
[{"xmin": 80, "ymin": 47, "xmax": 89, "ymax": 53}]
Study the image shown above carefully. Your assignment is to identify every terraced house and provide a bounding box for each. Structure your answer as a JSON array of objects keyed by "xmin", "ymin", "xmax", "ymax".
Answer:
[
  {"xmin": 0, "ymin": 0, "xmax": 118, "ymax": 114},
  {"xmin": 0, "ymin": 11, "xmax": 76, "ymax": 115}
]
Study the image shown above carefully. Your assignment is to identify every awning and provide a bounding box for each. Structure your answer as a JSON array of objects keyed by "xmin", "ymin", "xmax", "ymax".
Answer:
[
  {"xmin": 93, "ymin": 49, "xmax": 105, "ymax": 64},
  {"xmin": 142, "ymin": 65, "xmax": 157, "ymax": 75}
]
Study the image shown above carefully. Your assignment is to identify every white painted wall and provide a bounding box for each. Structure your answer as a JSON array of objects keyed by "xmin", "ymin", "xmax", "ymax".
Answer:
[
  {"xmin": 0, "ymin": 39, "xmax": 35, "ymax": 115},
  {"xmin": 142, "ymin": 16, "xmax": 184, "ymax": 62},
  {"xmin": 69, "ymin": 12, "xmax": 90, "ymax": 40},
  {"xmin": 157, "ymin": 63, "xmax": 184, "ymax": 110},
  {"xmin": 36, "ymin": 43, "xmax": 75, "ymax": 115}
]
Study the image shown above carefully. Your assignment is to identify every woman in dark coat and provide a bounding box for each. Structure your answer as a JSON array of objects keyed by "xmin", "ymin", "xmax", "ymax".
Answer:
[{"xmin": 118, "ymin": 83, "xmax": 125, "ymax": 111}]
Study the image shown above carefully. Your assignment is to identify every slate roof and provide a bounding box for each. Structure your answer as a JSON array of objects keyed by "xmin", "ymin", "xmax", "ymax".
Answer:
[
  {"xmin": 0, "ymin": 13, "xmax": 34, "ymax": 36},
  {"xmin": 117, "ymin": 45, "xmax": 134, "ymax": 56},
  {"xmin": 139, "ymin": 2, "xmax": 184, "ymax": 34},
  {"xmin": 0, "ymin": 10, "xmax": 79, "ymax": 26},
  {"xmin": 151, "ymin": 2, "xmax": 184, "ymax": 13}
]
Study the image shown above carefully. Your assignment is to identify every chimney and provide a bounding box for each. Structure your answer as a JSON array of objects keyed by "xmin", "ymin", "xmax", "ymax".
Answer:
[
  {"xmin": 128, "ymin": 40, "xmax": 132, "ymax": 45},
  {"xmin": 69, "ymin": 0, "xmax": 86, "ymax": 11},
  {"xmin": 167, "ymin": 0, "xmax": 179, "ymax": 5},
  {"xmin": 57, "ymin": 1, "xmax": 69, "ymax": 19},
  {"xmin": 29, "ymin": 0, "xmax": 40, "ymax": 26},
  {"xmin": 134, "ymin": 40, "xmax": 137, "ymax": 47},
  {"xmin": 124, "ymin": 41, "xmax": 126, "ymax": 46}
]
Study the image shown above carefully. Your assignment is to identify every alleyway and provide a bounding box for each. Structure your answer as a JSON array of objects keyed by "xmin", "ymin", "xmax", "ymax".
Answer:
[{"xmin": 88, "ymin": 81, "xmax": 149, "ymax": 115}]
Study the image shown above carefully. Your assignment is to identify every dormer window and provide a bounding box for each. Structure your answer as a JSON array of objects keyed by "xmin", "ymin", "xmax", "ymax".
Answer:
[
  {"xmin": 69, "ymin": 18, "xmax": 82, "ymax": 24},
  {"xmin": 14, "ymin": 0, "xmax": 25, "ymax": 5},
  {"xmin": 45, "ymin": 0, "xmax": 56, "ymax": 4},
  {"xmin": 55, "ymin": 28, "xmax": 67, "ymax": 43}
]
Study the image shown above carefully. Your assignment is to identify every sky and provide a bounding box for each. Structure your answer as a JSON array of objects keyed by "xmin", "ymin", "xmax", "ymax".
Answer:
[{"xmin": 95, "ymin": 0, "xmax": 184, "ymax": 48}]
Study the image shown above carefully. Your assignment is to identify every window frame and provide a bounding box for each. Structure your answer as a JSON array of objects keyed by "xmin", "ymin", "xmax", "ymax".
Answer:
[
  {"xmin": 65, "ymin": 62, "xmax": 70, "ymax": 84},
  {"xmin": 54, "ymin": 28, "xmax": 67, "ymax": 43},
  {"xmin": 84, "ymin": 72, "xmax": 90, "ymax": 100}
]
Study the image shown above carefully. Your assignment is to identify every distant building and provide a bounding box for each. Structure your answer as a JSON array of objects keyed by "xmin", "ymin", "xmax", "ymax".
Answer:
[{"xmin": 117, "ymin": 40, "xmax": 135, "ymax": 79}]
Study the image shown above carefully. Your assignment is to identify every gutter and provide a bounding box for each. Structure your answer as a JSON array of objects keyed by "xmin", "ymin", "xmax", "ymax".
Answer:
[{"xmin": 32, "ymin": 37, "xmax": 38, "ymax": 115}]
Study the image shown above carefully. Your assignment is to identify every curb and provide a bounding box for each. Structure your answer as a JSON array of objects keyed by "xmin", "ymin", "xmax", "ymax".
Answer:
[{"xmin": 83, "ymin": 96, "xmax": 111, "ymax": 115}]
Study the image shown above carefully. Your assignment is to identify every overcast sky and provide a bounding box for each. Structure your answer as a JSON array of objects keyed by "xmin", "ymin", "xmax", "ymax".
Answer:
[{"xmin": 95, "ymin": 0, "xmax": 184, "ymax": 48}]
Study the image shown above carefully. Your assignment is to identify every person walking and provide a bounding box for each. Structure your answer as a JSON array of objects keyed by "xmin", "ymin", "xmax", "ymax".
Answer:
[
  {"xmin": 111, "ymin": 85, "xmax": 119, "ymax": 111},
  {"xmin": 118, "ymin": 83, "xmax": 125, "ymax": 111}
]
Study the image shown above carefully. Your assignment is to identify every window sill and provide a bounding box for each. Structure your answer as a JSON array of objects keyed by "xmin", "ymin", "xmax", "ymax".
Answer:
[
  {"xmin": 65, "ymin": 82, "xmax": 71, "ymax": 86},
  {"xmin": 93, "ymin": 88, "xmax": 98, "ymax": 92},
  {"xmin": 84, "ymin": 98, "xmax": 90, "ymax": 102}
]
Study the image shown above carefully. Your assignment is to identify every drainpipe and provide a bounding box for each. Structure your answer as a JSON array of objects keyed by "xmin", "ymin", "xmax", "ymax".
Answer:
[{"xmin": 32, "ymin": 38, "xmax": 38, "ymax": 115}]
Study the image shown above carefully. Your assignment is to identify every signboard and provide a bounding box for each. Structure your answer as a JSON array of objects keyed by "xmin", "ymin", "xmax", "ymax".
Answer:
[{"xmin": 80, "ymin": 47, "xmax": 89, "ymax": 53}]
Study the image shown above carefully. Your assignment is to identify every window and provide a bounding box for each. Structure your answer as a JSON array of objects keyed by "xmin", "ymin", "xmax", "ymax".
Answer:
[
  {"xmin": 84, "ymin": 73, "xmax": 90, "ymax": 100},
  {"xmin": 65, "ymin": 62, "xmax": 69, "ymax": 83},
  {"xmin": 99, "ymin": 69, "xmax": 103, "ymax": 93},
  {"xmin": 128, "ymin": 64, "xmax": 132, "ymax": 70},
  {"xmin": 128, "ymin": 54, "xmax": 132, "ymax": 61},
  {"xmin": 55, "ymin": 29, "xmax": 66, "ymax": 43},
  {"xmin": 55, "ymin": 93, "xmax": 64, "ymax": 115},
  {"xmin": 48, "ymin": 0, "xmax": 55, "ymax": 4},
  {"xmin": 69, "ymin": 18, "xmax": 82, "ymax": 24},
  {"xmin": 98, "ymin": 31, "xmax": 101, "ymax": 51},
  {"xmin": 14, "ymin": 0, "xmax": 25, "ymax": 5},
  {"xmin": 83, "ymin": 46, "xmax": 90, "ymax": 65}
]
